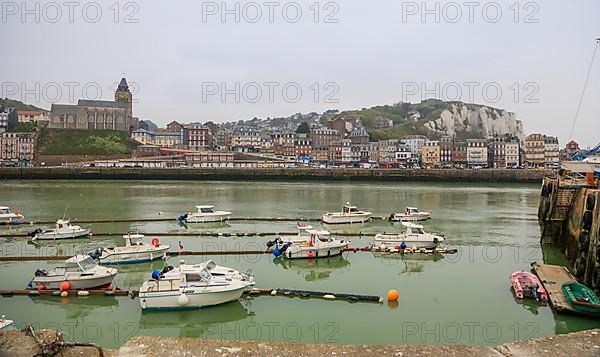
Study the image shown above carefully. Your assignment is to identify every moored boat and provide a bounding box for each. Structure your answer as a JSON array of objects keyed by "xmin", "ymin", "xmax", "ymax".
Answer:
[
  {"xmin": 179, "ymin": 205, "xmax": 231, "ymax": 223},
  {"xmin": 30, "ymin": 220, "xmax": 90, "ymax": 241},
  {"xmin": 29, "ymin": 255, "xmax": 118, "ymax": 290},
  {"xmin": 390, "ymin": 207, "xmax": 432, "ymax": 222},
  {"xmin": 321, "ymin": 202, "xmax": 371, "ymax": 224},
  {"xmin": 510, "ymin": 271, "xmax": 548, "ymax": 301},
  {"xmin": 0, "ymin": 315, "xmax": 14, "ymax": 330},
  {"xmin": 0, "ymin": 206, "xmax": 24, "ymax": 223},
  {"xmin": 267, "ymin": 228, "xmax": 348, "ymax": 259},
  {"xmin": 372, "ymin": 222, "xmax": 444, "ymax": 250},
  {"xmin": 93, "ymin": 233, "xmax": 170, "ymax": 265},
  {"xmin": 138, "ymin": 260, "xmax": 254, "ymax": 310},
  {"xmin": 561, "ymin": 281, "xmax": 600, "ymax": 313}
]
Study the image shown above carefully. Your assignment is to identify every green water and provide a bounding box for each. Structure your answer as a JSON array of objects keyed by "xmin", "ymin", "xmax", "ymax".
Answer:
[{"xmin": 0, "ymin": 180, "xmax": 598, "ymax": 348}]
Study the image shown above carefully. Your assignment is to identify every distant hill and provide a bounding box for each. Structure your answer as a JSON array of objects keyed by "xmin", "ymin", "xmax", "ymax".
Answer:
[
  {"xmin": 0, "ymin": 98, "xmax": 48, "ymax": 112},
  {"xmin": 335, "ymin": 99, "xmax": 524, "ymax": 141}
]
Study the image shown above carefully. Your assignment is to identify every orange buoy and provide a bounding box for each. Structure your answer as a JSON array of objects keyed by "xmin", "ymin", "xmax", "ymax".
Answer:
[
  {"xmin": 37, "ymin": 284, "xmax": 46, "ymax": 291},
  {"xmin": 387, "ymin": 289, "xmax": 399, "ymax": 302},
  {"xmin": 151, "ymin": 238, "xmax": 160, "ymax": 247},
  {"xmin": 60, "ymin": 281, "xmax": 71, "ymax": 291}
]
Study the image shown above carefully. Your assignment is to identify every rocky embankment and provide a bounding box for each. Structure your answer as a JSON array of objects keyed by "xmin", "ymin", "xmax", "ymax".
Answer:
[{"xmin": 2, "ymin": 328, "xmax": 600, "ymax": 356}]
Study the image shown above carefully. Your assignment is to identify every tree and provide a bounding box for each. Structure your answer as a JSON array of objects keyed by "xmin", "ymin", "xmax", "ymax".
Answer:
[{"xmin": 296, "ymin": 121, "xmax": 309, "ymax": 134}]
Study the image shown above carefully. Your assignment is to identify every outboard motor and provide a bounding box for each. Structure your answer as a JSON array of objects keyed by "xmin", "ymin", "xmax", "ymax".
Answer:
[
  {"xmin": 279, "ymin": 242, "xmax": 292, "ymax": 254},
  {"xmin": 88, "ymin": 248, "xmax": 103, "ymax": 260},
  {"xmin": 152, "ymin": 269, "xmax": 162, "ymax": 280},
  {"xmin": 34, "ymin": 268, "xmax": 48, "ymax": 277},
  {"xmin": 27, "ymin": 228, "xmax": 42, "ymax": 237},
  {"xmin": 161, "ymin": 265, "xmax": 174, "ymax": 275},
  {"xmin": 266, "ymin": 237, "xmax": 282, "ymax": 248},
  {"xmin": 177, "ymin": 213, "xmax": 189, "ymax": 222}
]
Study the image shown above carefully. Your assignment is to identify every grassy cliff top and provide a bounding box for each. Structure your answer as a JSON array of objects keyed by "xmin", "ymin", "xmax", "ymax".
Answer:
[
  {"xmin": 38, "ymin": 128, "xmax": 137, "ymax": 155},
  {"xmin": 0, "ymin": 98, "xmax": 48, "ymax": 112}
]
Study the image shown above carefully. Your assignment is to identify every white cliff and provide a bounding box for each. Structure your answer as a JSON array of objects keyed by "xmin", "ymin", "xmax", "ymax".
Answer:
[{"xmin": 423, "ymin": 103, "xmax": 524, "ymax": 140}]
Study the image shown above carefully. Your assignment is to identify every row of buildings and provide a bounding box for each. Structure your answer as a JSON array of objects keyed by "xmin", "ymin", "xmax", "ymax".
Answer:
[
  {"xmin": 0, "ymin": 132, "xmax": 36, "ymax": 166},
  {"xmin": 129, "ymin": 114, "xmax": 562, "ymax": 169}
]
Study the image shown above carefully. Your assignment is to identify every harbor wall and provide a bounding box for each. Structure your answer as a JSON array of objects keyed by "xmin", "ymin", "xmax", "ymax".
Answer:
[
  {"xmin": 0, "ymin": 167, "xmax": 548, "ymax": 183},
  {"xmin": 539, "ymin": 177, "xmax": 600, "ymax": 291}
]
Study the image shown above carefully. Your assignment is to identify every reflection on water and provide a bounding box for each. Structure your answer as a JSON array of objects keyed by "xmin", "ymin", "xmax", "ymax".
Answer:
[
  {"xmin": 372, "ymin": 252, "xmax": 444, "ymax": 274},
  {"xmin": 273, "ymin": 256, "xmax": 350, "ymax": 281},
  {"xmin": 138, "ymin": 300, "xmax": 253, "ymax": 338},
  {"xmin": 29, "ymin": 295, "xmax": 118, "ymax": 320}
]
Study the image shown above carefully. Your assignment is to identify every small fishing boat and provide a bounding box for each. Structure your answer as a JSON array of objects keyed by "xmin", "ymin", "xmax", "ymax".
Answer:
[
  {"xmin": 29, "ymin": 255, "xmax": 118, "ymax": 290},
  {"xmin": 179, "ymin": 205, "xmax": 231, "ymax": 223},
  {"xmin": 390, "ymin": 207, "xmax": 432, "ymax": 221},
  {"xmin": 30, "ymin": 220, "xmax": 90, "ymax": 241},
  {"xmin": 0, "ymin": 206, "xmax": 24, "ymax": 223},
  {"xmin": 267, "ymin": 228, "xmax": 348, "ymax": 259},
  {"xmin": 0, "ymin": 315, "xmax": 14, "ymax": 330},
  {"xmin": 372, "ymin": 222, "xmax": 444, "ymax": 250},
  {"xmin": 138, "ymin": 260, "xmax": 254, "ymax": 310},
  {"xmin": 92, "ymin": 233, "xmax": 170, "ymax": 265},
  {"xmin": 510, "ymin": 271, "xmax": 548, "ymax": 301},
  {"xmin": 321, "ymin": 202, "xmax": 372, "ymax": 224},
  {"xmin": 562, "ymin": 281, "xmax": 600, "ymax": 313}
]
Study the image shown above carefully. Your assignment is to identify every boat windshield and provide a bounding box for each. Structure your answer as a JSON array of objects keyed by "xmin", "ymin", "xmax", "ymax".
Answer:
[
  {"xmin": 415, "ymin": 228, "xmax": 425, "ymax": 234},
  {"xmin": 0, "ymin": 209, "xmax": 8, "ymax": 214},
  {"xmin": 200, "ymin": 207, "xmax": 215, "ymax": 213},
  {"xmin": 186, "ymin": 270, "xmax": 211, "ymax": 282},
  {"xmin": 78, "ymin": 257, "xmax": 98, "ymax": 271}
]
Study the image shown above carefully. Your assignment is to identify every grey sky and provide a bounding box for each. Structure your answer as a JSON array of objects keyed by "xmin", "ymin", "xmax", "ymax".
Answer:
[{"xmin": 1, "ymin": 0, "xmax": 599, "ymax": 147}]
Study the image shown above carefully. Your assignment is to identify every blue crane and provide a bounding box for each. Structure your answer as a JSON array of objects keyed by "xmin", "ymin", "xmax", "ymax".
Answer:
[{"xmin": 572, "ymin": 142, "xmax": 600, "ymax": 161}]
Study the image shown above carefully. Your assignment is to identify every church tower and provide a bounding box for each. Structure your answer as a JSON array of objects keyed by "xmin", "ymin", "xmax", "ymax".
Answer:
[{"xmin": 115, "ymin": 77, "xmax": 133, "ymax": 118}]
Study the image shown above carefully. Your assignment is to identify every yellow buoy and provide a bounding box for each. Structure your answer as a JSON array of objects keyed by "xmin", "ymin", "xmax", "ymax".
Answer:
[
  {"xmin": 387, "ymin": 289, "xmax": 399, "ymax": 301},
  {"xmin": 60, "ymin": 291, "xmax": 68, "ymax": 298}
]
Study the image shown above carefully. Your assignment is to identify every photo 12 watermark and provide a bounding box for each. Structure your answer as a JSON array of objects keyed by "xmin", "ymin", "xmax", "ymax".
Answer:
[
  {"xmin": 1, "ymin": 2, "xmax": 140, "ymax": 23},
  {"xmin": 201, "ymin": 2, "xmax": 339, "ymax": 23},
  {"xmin": 202, "ymin": 81, "xmax": 340, "ymax": 104},
  {"xmin": 401, "ymin": 81, "xmax": 540, "ymax": 104},
  {"xmin": 401, "ymin": 1, "xmax": 540, "ymax": 24},
  {"xmin": 399, "ymin": 321, "xmax": 540, "ymax": 344}
]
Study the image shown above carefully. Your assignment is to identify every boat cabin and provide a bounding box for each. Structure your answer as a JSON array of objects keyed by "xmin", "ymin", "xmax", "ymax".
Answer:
[
  {"xmin": 196, "ymin": 205, "xmax": 215, "ymax": 214},
  {"xmin": 55, "ymin": 219, "xmax": 70, "ymax": 229},
  {"xmin": 307, "ymin": 229, "xmax": 333, "ymax": 242},
  {"xmin": 405, "ymin": 207, "xmax": 420, "ymax": 214},
  {"xmin": 401, "ymin": 222, "xmax": 426, "ymax": 236},
  {"xmin": 63, "ymin": 255, "xmax": 98, "ymax": 273},
  {"xmin": 0, "ymin": 207, "xmax": 11, "ymax": 215},
  {"xmin": 123, "ymin": 233, "xmax": 146, "ymax": 246},
  {"xmin": 342, "ymin": 203, "xmax": 359, "ymax": 214}
]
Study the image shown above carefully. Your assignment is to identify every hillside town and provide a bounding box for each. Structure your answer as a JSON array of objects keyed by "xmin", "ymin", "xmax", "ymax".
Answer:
[{"xmin": 0, "ymin": 78, "xmax": 577, "ymax": 169}]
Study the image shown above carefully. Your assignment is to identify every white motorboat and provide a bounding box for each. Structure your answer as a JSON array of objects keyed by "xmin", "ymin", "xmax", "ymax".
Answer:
[
  {"xmin": 138, "ymin": 260, "xmax": 254, "ymax": 311},
  {"xmin": 373, "ymin": 221, "xmax": 444, "ymax": 250},
  {"xmin": 0, "ymin": 206, "xmax": 24, "ymax": 223},
  {"xmin": 268, "ymin": 228, "xmax": 348, "ymax": 259},
  {"xmin": 93, "ymin": 233, "xmax": 170, "ymax": 265},
  {"xmin": 180, "ymin": 205, "xmax": 232, "ymax": 223},
  {"xmin": 0, "ymin": 315, "xmax": 14, "ymax": 330},
  {"xmin": 321, "ymin": 202, "xmax": 372, "ymax": 224},
  {"xmin": 31, "ymin": 220, "xmax": 90, "ymax": 241},
  {"xmin": 29, "ymin": 255, "xmax": 118, "ymax": 290},
  {"xmin": 390, "ymin": 207, "xmax": 432, "ymax": 222}
]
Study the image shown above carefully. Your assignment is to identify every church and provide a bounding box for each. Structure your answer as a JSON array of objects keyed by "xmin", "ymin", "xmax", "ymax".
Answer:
[{"xmin": 49, "ymin": 78, "xmax": 138, "ymax": 131}]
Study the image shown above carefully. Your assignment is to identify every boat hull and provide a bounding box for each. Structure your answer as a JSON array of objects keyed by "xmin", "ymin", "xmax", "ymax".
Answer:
[
  {"xmin": 373, "ymin": 236, "xmax": 441, "ymax": 249},
  {"xmin": 391, "ymin": 213, "xmax": 431, "ymax": 222},
  {"xmin": 33, "ymin": 228, "xmax": 91, "ymax": 241},
  {"xmin": 139, "ymin": 284, "xmax": 250, "ymax": 310},
  {"xmin": 0, "ymin": 214, "xmax": 24, "ymax": 223},
  {"xmin": 321, "ymin": 213, "xmax": 371, "ymax": 224},
  {"xmin": 186, "ymin": 213, "xmax": 231, "ymax": 223},
  {"xmin": 31, "ymin": 273, "xmax": 116, "ymax": 290},
  {"xmin": 510, "ymin": 272, "xmax": 547, "ymax": 301},
  {"xmin": 284, "ymin": 244, "xmax": 346, "ymax": 259},
  {"xmin": 99, "ymin": 246, "xmax": 169, "ymax": 265}
]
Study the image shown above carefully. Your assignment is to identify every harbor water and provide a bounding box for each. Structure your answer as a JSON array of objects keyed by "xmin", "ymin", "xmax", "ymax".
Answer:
[{"xmin": 0, "ymin": 180, "xmax": 599, "ymax": 348}]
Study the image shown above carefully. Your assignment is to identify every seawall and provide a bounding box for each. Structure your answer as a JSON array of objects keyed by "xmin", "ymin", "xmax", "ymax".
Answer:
[
  {"xmin": 0, "ymin": 167, "xmax": 549, "ymax": 183},
  {"xmin": 538, "ymin": 175, "xmax": 600, "ymax": 290}
]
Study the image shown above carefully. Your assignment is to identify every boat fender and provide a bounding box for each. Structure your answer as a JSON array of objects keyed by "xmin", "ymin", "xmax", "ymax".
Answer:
[
  {"xmin": 273, "ymin": 247, "xmax": 281, "ymax": 257},
  {"xmin": 592, "ymin": 268, "xmax": 600, "ymax": 289},
  {"xmin": 346, "ymin": 296, "xmax": 359, "ymax": 302},
  {"xmin": 77, "ymin": 291, "xmax": 90, "ymax": 296},
  {"xmin": 579, "ymin": 231, "xmax": 590, "ymax": 251},
  {"xmin": 51, "ymin": 291, "xmax": 61, "ymax": 296},
  {"xmin": 60, "ymin": 291, "xmax": 68, "ymax": 298},
  {"xmin": 177, "ymin": 294, "xmax": 190, "ymax": 306},
  {"xmin": 270, "ymin": 290, "xmax": 277, "ymax": 296},
  {"xmin": 323, "ymin": 294, "xmax": 336, "ymax": 300},
  {"xmin": 583, "ymin": 211, "xmax": 593, "ymax": 231},
  {"xmin": 574, "ymin": 257, "xmax": 586, "ymax": 278},
  {"xmin": 587, "ymin": 194, "xmax": 596, "ymax": 211},
  {"xmin": 400, "ymin": 242, "xmax": 407, "ymax": 250},
  {"xmin": 151, "ymin": 238, "xmax": 160, "ymax": 248},
  {"xmin": 104, "ymin": 291, "xmax": 115, "ymax": 296},
  {"xmin": 27, "ymin": 280, "xmax": 33, "ymax": 289}
]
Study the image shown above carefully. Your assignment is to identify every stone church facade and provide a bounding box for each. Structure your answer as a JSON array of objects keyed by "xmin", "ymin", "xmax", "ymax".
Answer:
[{"xmin": 49, "ymin": 78, "xmax": 138, "ymax": 131}]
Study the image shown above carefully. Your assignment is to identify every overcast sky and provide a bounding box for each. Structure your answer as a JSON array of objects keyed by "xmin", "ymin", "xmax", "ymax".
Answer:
[{"xmin": 1, "ymin": 0, "xmax": 599, "ymax": 146}]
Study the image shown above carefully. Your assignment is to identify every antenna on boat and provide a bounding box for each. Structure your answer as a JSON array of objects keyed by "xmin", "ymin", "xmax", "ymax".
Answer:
[{"xmin": 62, "ymin": 205, "xmax": 69, "ymax": 221}]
